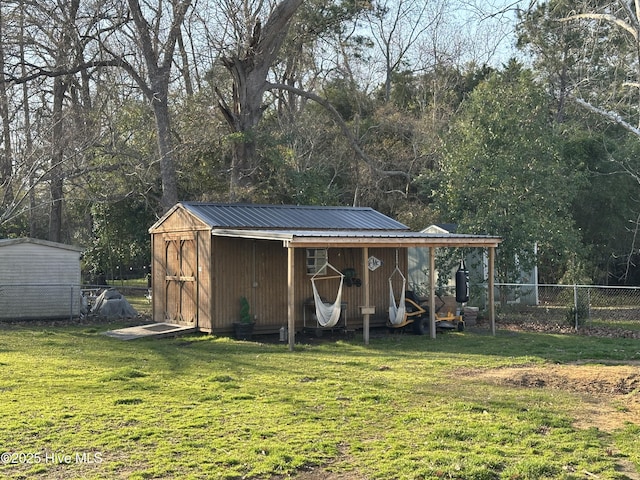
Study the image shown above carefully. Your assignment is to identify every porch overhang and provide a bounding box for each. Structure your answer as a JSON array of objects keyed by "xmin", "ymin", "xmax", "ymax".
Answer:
[
  {"xmin": 211, "ymin": 228, "xmax": 502, "ymax": 350},
  {"xmin": 210, "ymin": 228, "xmax": 502, "ymax": 249}
]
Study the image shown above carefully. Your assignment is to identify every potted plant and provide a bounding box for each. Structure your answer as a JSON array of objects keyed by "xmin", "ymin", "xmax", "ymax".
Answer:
[{"xmin": 233, "ymin": 296, "xmax": 255, "ymax": 340}]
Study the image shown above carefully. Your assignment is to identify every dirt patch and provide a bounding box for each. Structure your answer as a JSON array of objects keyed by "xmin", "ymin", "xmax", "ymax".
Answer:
[
  {"xmin": 274, "ymin": 471, "xmax": 366, "ymax": 480},
  {"xmin": 282, "ymin": 362, "xmax": 640, "ymax": 480},
  {"xmin": 459, "ymin": 362, "xmax": 640, "ymax": 432},
  {"xmin": 475, "ymin": 321, "xmax": 640, "ymax": 432}
]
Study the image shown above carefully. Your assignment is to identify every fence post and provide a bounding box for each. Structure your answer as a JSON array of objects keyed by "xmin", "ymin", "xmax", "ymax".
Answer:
[
  {"xmin": 573, "ymin": 284, "xmax": 578, "ymax": 330},
  {"xmin": 70, "ymin": 285, "xmax": 74, "ymax": 321}
]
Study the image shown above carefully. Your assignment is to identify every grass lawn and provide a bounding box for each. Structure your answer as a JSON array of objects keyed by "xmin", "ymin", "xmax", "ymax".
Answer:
[{"xmin": 0, "ymin": 323, "xmax": 638, "ymax": 479}]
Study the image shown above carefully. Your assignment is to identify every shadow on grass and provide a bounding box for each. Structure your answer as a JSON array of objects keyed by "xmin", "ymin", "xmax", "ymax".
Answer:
[
  {"xmin": 89, "ymin": 323, "xmax": 640, "ymax": 380},
  {"xmin": 3, "ymin": 321, "xmax": 638, "ymax": 380}
]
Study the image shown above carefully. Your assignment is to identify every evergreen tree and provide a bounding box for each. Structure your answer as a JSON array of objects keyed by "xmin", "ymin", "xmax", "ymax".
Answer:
[{"xmin": 438, "ymin": 62, "xmax": 583, "ymax": 283}]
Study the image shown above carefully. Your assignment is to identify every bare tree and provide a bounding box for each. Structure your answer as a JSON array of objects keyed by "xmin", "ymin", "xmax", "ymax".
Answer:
[
  {"xmin": 531, "ymin": 0, "xmax": 640, "ymax": 282},
  {"xmin": 3, "ymin": 0, "xmax": 193, "ymax": 218},
  {"xmin": 18, "ymin": 2, "xmax": 37, "ymax": 236},
  {"xmin": 45, "ymin": 0, "xmax": 80, "ymax": 242},
  {"xmin": 0, "ymin": 5, "xmax": 13, "ymax": 204},
  {"xmin": 121, "ymin": 0, "xmax": 192, "ymax": 212},
  {"xmin": 560, "ymin": 0, "xmax": 640, "ymax": 133},
  {"xmin": 0, "ymin": 1, "xmax": 126, "ymax": 238},
  {"xmin": 214, "ymin": 0, "xmax": 303, "ymax": 200},
  {"xmin": 367, "ymin": 0, "xmax": 437, "ymax": 102}
]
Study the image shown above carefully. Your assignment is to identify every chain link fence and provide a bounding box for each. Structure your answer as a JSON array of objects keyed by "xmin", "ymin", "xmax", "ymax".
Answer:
[
  {"xmin": 2, "ymin": 281, "xmax": 638, "ymax": 330},
  {"xmin": 377, "ymin": 281, "xmax": 640, "ymax": 329},
  {"xmin": 0, "ymin": 284, "xmax": 151, "ymax": 322},
  {"xmin": 0, "ymin": 284, "xmax": 82, "ymax": 321},
  {"xmin": 482, "ymin": 283, "xmax": 640, "ymax": 329}
]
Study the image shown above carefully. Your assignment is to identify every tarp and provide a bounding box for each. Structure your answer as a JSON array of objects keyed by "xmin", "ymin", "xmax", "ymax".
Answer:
[{"xmin": 91, "ymin": 288, "xmax": 137, "ymax": 318}]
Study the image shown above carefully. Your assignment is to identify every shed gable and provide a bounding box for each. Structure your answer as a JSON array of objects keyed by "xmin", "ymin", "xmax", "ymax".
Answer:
[{"xmin": 149, "ymin": 204, "xmax": 213, "ymax": 233}]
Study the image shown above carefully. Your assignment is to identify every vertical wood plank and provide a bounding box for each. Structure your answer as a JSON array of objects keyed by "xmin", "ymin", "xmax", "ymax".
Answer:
[
  {"xmin": 429, "ymin": 246, "xmax": 436, "ymax": 339},
  {"xmin": 362, "ymin": 247, "xmax": 370, "ymax": 345},
  {"xmin": 489, "ymin": 247, "xmax": 496, "ymax": 336},
  {"xmin": 288, "ymin": 246, "xmax": 295, "ymax": 351}
]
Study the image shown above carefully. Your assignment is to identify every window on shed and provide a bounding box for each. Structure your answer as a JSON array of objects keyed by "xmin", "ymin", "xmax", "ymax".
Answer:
[{"xmin": 306, "ymin": 248, "xmax": 327, "ymax": 275}]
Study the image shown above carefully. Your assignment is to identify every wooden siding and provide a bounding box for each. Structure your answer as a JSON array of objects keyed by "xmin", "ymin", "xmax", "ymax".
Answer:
[
  {"xmin": 151, "ymin": 232, "xmax": 164, "ymax": 323},
  {"xmin": 164, "ymin": 235, "xmax": 198, "ymax": 325},
  {"xmin": 196, "ymin": 232, "xmax": 212, "ymax": 331},
  {"xmin": 150, "ymin": 206, "xmax": 211, "ymax": 327},
  {"xmin": 151, "ymin": 205, "xmax": 211, "ymax": 233},
  {"xmin": 294, "ymin": 247, "xmax": 406, "ymax": 330},
  {"xmin": 150, "ymin": 206, "xmax": 419, "ymax": 335},
  {"xmin": 208, "ymin": 239, "xmax": 406, "ymax": 334},
  {"xmin": 210, "ymin": 237, "xmax": 288, "ymax": 334},
  {"xmin": 0, "ymin": 242, "xmax": 81, "ymax": 320}
]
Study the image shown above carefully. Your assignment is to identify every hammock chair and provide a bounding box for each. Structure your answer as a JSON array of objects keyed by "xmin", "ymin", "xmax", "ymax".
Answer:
[
  {"xmin": 388, "ymin": 263, "xmax": 407, "ymax": 326},
  {"xmin": 310, "ymin": 263, "xmax": 345, "ymax": 328}
]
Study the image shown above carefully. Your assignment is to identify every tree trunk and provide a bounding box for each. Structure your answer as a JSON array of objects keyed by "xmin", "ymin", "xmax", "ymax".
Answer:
[
  {"xmin": 217, "ymin": 0, "xmax": 303, "ymax": 200},
  {"xmin": 15, "ymin": 2, "xmax": 37, "ymax": 236},
  {"xmin": 48, "ymin": 0, "xmax": 80, "ymax": 242},
  {"xmin": 0, "ymin": 6, "xmax": 12, "ymax": 203},
  {"xmin": 49, "ymin": 76, "xmax": 67, "ymax": 243},
  {"xmin": 177, "ymin": 27, "xmax": 194, "ymax": 96},
  {"xmin": 127, "ymin": 0, "xmax": 191, "ymax": 213},
  {"xmin": 151, "ymin": 81, "xmax": 179, "ymax": 211},
  {"xmin": 229, "ymin": 137, "xmax": 257, "ymax": 201}
]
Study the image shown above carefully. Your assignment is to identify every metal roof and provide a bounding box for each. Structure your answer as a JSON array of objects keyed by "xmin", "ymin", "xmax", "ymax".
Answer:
[
  {"xmin": 211, "ymin": 229, "xmax": 502, "ymax": 248},
  {"xmin": 149, "ymin": 203, "xmax": 502, "ymax": 248},
  {"xmin": 179, "ymin": 202, "xmax": 409, "ymax": 231},
  {"xmin": 0, "ymin": 237, "xmax": 83, "ymax": 252}
]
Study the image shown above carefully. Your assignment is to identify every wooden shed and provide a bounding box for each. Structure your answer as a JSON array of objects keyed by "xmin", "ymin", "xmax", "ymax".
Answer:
[
  {"xmin": 149, "ymin": 203, "xmax": 502, "ymax": 347},
  {"xmin": 0, "ymin": 238, "xmax": 83, "ymax": 320}
]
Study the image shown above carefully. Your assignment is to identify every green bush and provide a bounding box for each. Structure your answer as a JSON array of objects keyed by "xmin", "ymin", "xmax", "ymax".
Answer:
[
  {"xmin": 240, "ymin": 296, "xmax": 252, "ymax": 324},
  {"xmin": 565, "ymin": 298, "xmax": 589, "ymax": 327}
]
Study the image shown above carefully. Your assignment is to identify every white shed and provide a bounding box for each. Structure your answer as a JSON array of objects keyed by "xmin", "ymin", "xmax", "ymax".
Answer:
[
  {"xmin": 408, "ymin": 224, "xmax": 538, "ymax": 307},
  {"xmin": 0, "ymin": 238, "xmax": 83, "ymax": 320}
]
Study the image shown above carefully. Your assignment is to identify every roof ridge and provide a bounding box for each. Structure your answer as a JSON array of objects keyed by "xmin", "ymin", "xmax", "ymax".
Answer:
[{"xmin": 181, "ymin": 202, "xmax": 374, "ymax": 210}]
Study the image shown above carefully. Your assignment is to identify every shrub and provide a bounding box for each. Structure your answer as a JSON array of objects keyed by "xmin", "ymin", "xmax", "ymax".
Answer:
[
  {"xmin": 565, "ymin": 296, "xmax": 589, "ymax": 327},
  {"xmin": 240, "ymin": 296, "xmax": 252, "ymax": 324}
]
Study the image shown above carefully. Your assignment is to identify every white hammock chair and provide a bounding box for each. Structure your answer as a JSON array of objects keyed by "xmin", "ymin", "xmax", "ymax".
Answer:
[
  {"xmin": 310, "ymin": 263, "xmax": 345, "ymax": 328},
  {"xmin": 388, "ymin": 264, "xmax": 407, "ymax": 325}
]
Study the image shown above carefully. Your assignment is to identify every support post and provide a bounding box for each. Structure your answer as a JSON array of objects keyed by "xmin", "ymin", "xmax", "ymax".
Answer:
[
  {"xmin": 287, "ymin": 246, "xmax": 295, "ymax": 351},
  {"xmin": 362, "ymin": 247, "xmax": 370, "ymax": 345},
  {"xmin": 488, "ymin": 247, "xmax": 496, "ymax": 336},
  {"xmin": 429, "ymin": 246, "xmax": 436, "ymax": 339}
]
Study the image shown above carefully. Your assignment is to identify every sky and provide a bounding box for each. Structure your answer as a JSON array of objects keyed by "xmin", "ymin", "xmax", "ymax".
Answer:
[{"xmin": 455, "ymin": 0, "xmax": 537, "ymax": 66}]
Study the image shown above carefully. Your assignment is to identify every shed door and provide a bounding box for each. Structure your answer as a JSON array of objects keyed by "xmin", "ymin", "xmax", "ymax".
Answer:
[{"xmin": 164, "ymin": 236, "xmax": 198, "ymax": 326}]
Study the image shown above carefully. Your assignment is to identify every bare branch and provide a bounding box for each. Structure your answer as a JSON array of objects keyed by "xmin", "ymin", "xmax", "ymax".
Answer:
[
  {"xmin": 618, "ymin": 0, "xmax": 640, "ymax": 32},
  {"xmin": 560, "ymin": 13, "xmax": 638, "ymax": 40},
  {"xmin": 571, "ymin": 95, "xmax": 640, "ymax": 137},
  {"xmin": 625, "ymin": 211, "xmax": 640, "ymax": 281},
  {"xmin": 2, "ymin": 59, "xmax": 123, "ymax": 85},
  {"xmin": 265, "ymin": 81, "xmax": 410, "ymax": 180}
]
